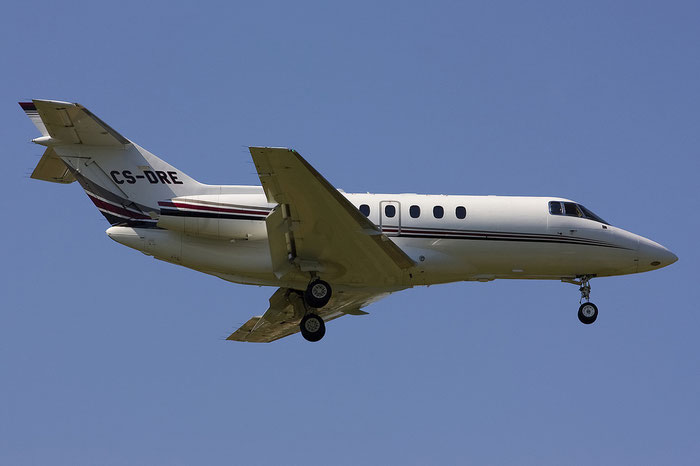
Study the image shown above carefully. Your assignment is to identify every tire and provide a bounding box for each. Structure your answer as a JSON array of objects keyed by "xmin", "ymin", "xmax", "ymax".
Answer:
[
  {"xmin": 300, "ymin": 314, "xmax": 326, "ymax": 342},
  {"xmin": 578, "ymin": 302, "xmax": 598, "ymax": 325},
  {"xmin": 304, "ymin": 279, "xmax": 332, "ymax": 308}
]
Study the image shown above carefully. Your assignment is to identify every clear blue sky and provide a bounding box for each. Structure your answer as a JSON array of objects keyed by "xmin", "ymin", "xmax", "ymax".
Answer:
[{"xmin": 2, "ymin": 1, "xmax": 698, "ymax": 464}]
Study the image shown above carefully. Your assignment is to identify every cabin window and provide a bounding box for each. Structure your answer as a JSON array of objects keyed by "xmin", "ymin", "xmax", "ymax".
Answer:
[
  {"xmin": 455, "ymin": 206, "xmax": 466, "ymax": 219},
  {"xmin": 410, "ymin": 205, "xmax": 421, "ymax": 218},
  {"xmin": 359, "ymin": 204, "xmax": 370, "ymax": 217},
  {"xmin": 384, "ymin": 204, "xmax": 396, "ymax": 218},
  {"xmin": 433, "ymin": 205, "xmax": 444, "ymax": 219},
  {"xmin": 549, "ymin": 201, "xmax": 562, "ymax": 215}
]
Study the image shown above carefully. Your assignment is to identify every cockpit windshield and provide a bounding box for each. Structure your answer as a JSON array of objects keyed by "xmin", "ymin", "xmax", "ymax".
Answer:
[{"xmin": 549, "ymin": 201, "xmax": 610, "ymax": 225}]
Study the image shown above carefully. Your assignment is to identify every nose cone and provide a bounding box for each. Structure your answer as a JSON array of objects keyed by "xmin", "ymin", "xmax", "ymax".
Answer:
[{"xmin": 637, "ymin": 237, "xmax": 678, "ymax": 272}]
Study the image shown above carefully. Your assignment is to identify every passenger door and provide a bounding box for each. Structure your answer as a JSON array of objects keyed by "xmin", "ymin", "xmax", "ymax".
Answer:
[{"xmin": 379, "ymin": 201, "xmax": 401, "ymax": 236}]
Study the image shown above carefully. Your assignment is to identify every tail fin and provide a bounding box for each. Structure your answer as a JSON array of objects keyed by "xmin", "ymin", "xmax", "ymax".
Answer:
[{"xmin": 20, "ymin": 100, "xmax": 205, "ymax": 226}]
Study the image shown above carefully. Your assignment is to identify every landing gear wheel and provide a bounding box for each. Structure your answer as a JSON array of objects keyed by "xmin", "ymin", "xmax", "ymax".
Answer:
[
  {"xmin": 578, "ymin": 302, "xmax": 598, "ymax": 325},
  {"xmin": 304, "ymin": 279, "xmax": 332, "ymax": 308},
  {"xmin": 300, "ymin": 314, "xmax": 326, "ymax": 342}
]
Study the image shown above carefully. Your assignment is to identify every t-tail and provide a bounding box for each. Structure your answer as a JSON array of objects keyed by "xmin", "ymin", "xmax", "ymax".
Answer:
[{"xmin": 20, "ymin": 99, "xmax": 206, "ymax": 227}]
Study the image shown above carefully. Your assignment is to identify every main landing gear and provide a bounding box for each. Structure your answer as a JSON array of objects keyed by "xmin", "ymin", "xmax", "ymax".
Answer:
[
  {"xmin": 571, "ymin": 276, "xmax": 598, "ymax": 325},
  {"xmin": 304, "ymin": 279, "xmax": 332, "ymax": 308},
  {"xmin": 300, "ymin": 314, "xmax": 326, "ymax": 342},
  {"xmin": 298, "ymin": 279, "xmax": 332, "ymax": 342}
]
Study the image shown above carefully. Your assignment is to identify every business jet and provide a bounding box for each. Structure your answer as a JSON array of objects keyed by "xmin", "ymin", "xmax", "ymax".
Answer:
[{"xmin": 20, "ymin": 100, "xmax": 678, "ymax": 342}]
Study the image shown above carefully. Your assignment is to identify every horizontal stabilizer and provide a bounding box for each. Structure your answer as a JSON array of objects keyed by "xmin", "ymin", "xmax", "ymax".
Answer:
[
  {"xmin": 31, "ymin": 147, "xmax": 75, "ymax": 184},
  {"xmin": 19, "ymin": 100, "xmax": 129, "ymax": 146}
]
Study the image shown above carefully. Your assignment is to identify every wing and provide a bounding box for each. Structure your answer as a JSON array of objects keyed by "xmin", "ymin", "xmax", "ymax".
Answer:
[
  {"xmin": 226, "ymin": 287, "xmax": 383, "ymax": 343},
  {"xmin": 250, "ymin": 147, "xmax": 414, "ymax": 288},
  {"xmin": 23, "ymin": 100, "xmax": 129, "ymax": 146}
]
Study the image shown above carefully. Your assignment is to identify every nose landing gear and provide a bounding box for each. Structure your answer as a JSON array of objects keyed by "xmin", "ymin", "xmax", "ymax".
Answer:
[
  {"xmin": 577, "ymin": 277, "xmax": 597, "ymax": 324},
  {"xmin": 564, "ymin": 276, "xmax": 599, "ymax": 325},
  {"xmin": 578, "ymin": 302, "xmax": 598, "ymax": 324}
]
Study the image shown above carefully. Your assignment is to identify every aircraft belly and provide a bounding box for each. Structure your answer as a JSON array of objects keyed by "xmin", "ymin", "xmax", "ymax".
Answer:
[
  {"xmin": 180, "ymin": 235, "xmax": 273, "ymax": 276},
  {"xmin": 107, "ymin": 226, "xmax": 275, "ymax": 278}
]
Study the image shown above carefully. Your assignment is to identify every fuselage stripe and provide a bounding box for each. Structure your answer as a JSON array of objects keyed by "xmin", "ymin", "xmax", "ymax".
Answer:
[
  {"xmin": 160, "ymin": 208, "xmax": 266, "ymax": 221},
  {"xmin": 87, "ymin": 193, "xmax": 153, "ymax": 220},
  {"xmin": 380, "ymin": 226, "xmax": 620, "ymax": 246},
  {"xmin": 158, "ymin": 201, "xmax": 270, "ymax": 216},
  {"xmin": 85, "ymin": 190, "xmax": 151, "ymax": 216},
  {"xmin": 386, "ymin": 231, "xmax": 626, "ymax": 249}
]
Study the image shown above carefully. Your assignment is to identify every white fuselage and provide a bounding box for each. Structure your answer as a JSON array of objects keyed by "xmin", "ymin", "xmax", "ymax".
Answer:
[
  {"xmin": 106, "ymin": 189, "xmax": 676, "ymax": 291},
  {"xmin": 20, "ymin": 100, "xmax": 679, "ymax": 338}
]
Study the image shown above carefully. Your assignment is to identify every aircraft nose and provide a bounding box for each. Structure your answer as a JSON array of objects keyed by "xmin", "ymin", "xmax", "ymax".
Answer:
[{"xmin": 637, "ymin": 237, "xmax": 678, "ymax": 271}]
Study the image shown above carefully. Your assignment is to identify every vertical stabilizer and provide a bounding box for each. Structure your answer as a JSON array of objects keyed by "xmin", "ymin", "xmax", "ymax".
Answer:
[{"xmin": 20, "ymin": 99, "xmax": 207, "ymax": 226}]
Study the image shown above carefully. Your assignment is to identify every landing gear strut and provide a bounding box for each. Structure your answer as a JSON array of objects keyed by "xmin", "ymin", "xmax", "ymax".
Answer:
[
  {"xmin": 575, "ymin": 276, "xmax": 598, "ymax": 324},
  {"xmin": 564, "ymin": 276, "xmax": 599, "ymax": 325}
]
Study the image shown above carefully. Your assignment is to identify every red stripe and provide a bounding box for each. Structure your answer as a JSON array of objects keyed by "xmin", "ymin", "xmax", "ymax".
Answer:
[
  {"xmin": 158, "ymin": 201, "xmax": 269, "ymax": 216},
  {"xmin": 88, "ymin": 194, "xmax": 152, "ymax": 220}
]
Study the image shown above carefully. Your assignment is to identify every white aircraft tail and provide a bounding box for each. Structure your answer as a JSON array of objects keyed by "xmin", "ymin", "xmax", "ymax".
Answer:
[{"xmin": 20, "ymin": 100, "xmax": 208, "ymax": 226}]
